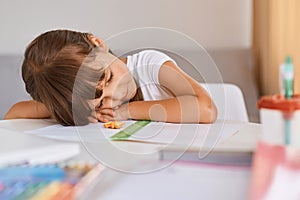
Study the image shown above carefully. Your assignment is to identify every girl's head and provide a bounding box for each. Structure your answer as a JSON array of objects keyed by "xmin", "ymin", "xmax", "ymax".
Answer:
[{"xmin": 22, "ymin": 29, "xmax": 113, "ymax": 125}]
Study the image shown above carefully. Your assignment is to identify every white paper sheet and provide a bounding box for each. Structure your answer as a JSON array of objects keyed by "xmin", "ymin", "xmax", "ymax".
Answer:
[
  {"xmin": 24, "ymin": 120, "xmax": 245, "ymax": 147},
  {"xmin": 25, "ymin": 122, "xmax": 130, "ymax": 142}
]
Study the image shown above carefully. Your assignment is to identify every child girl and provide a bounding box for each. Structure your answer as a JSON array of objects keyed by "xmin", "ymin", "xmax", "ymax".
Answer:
[{"xmin": 4, "ymin": 29, "xmax": 217, "ymax": 126}]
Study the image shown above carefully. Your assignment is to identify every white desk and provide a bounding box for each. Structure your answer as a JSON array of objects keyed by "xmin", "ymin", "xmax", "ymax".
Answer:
[{"xmin": 0, "ymin": 119, "xmax": 261, "ymax": 200}]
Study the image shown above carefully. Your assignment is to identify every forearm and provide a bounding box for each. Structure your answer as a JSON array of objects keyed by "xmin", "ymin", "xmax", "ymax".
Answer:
[
  {"xmin": 128, "ymin": 95, "xmax": 217, "ymax": 123},
  {"xmin": 4, "ymin": 100, "xmax": 51, "ymax": 120}
]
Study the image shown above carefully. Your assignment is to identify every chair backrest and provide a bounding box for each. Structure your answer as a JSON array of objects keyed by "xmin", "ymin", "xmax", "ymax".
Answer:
[{"xmin": 200, "ymin": 83, "xmax": 249, "ymax": 122}]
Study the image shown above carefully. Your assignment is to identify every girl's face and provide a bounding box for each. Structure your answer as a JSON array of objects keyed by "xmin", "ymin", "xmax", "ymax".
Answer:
[
  {"xmin": 87, "ymin": 35, "xmax": 137, "ymax": 116},
  {"xmin": 95, "ymin": 58, "xmax": 137, "ymax": 109}
]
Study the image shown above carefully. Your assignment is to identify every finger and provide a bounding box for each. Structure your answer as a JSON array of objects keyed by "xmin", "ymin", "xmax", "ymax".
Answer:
[
  {"xmin": 87, "ymin": 111, "xmax": 99, "ymax": 123},
  {"xmin": 113, "ymin": 105, "xmax": 120, "ymax": 110},
  {"xmin": 100, "ymin": 109, "xmax": 114, "ymax": 117},
  {"xmin": 88, "ymin": 116, "xmax": 98, "ymax": 123},
  {"xmin": 94, "ymin": 97, "xmax": 103, "ymax": 109},
  {"xmin": 96, "ymin": 112, "xmax": 114, "ymax": 123},
  {"xmin": 97, "ymin": 115, "xmax": 109, "ymax": 123},
  {"xmin": 102, "ymin": 115, "xmax": 115, "ymax": 122}
]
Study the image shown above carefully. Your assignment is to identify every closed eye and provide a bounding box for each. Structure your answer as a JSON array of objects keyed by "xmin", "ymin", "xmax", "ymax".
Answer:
[
  {"xmin": 98, "ymin": 100, "xmax": 103, "ymax": 108},
  {"xmin": 95, "ymin": 70, "xmax": 113, "ymax": 107}
]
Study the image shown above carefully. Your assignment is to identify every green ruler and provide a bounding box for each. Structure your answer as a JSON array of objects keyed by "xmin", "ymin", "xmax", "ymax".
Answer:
[{"xmin": 110, "ymin": 120, "xmax": 151, "ymax": 140}]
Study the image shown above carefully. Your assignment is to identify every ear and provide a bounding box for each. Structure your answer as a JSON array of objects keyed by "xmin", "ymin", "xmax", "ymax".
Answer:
[{"xmin": 89, "ymin": 35, "xmax": 109, "ymax": 52}]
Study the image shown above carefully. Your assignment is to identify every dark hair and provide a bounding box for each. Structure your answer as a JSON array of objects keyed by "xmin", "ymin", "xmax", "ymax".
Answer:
[{"xmin": 22, "ymin": 29, "xmax": 109, "ymax": 126}]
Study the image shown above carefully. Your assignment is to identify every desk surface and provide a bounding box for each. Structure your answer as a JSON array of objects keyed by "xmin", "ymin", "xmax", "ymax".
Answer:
[{"xmin": 0, "ymin": 119, "xmax": 261, "ymax": 200}]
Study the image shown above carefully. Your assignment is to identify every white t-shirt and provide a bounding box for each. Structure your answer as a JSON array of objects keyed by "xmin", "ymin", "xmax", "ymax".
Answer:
[{"xmin": 126, "ymin": 50, "xmax": 176, "ymax": 101}]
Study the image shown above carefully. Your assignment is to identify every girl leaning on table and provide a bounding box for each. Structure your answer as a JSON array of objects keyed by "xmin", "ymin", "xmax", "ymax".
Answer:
[{"xmin": 4, "ymin": 29, "xmax": 217, "ymax": 126}]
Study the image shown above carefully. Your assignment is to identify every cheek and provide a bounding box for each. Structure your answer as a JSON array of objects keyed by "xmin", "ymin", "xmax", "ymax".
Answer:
[
  {"xmin": 110, "ymin": 66, "xmax": 136, "ymax": 99},
  {"xmin": 114, "ymin": 72, "xmax": 132, "ymax": 90},
  {"xmin": 118, "ymin": 71, "xmax": 132, "ymax": 84},
  {"xmin": 129, "ymin": 78, "xmax": 137, "ymax": 95}
]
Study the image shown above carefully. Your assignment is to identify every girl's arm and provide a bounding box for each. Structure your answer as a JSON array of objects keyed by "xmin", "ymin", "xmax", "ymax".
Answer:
[
  {"xmin": 129, "ymin": 61, "xmax": 217, "ymax": 123},
  {"xmin": 102, "ymin": 61, "xmax": 217, "ymax": 123},
  {"xmin": 4, "ymin": 100, "xmax": 51, "ymax": 120}
]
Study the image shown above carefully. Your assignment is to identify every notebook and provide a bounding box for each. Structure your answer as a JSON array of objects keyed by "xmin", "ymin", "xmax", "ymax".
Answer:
[
  {"xmin": 159, "ymin": 122, "xmax": 261, "ymax": 166},
  {"xmin": 0, "ymin": 128, "xmax": 80, "ymax": 166}
]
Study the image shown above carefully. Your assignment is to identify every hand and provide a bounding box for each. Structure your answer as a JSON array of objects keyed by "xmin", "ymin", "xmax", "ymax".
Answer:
[
  {"xmin": 96, "ymin": 103, "xmax": 131, "ymax": 122},
  {"xmin": 96, "ymin": 107, "xmax": 114, "ymax": 123},
  {"xmin": 112, "ymin": 103, "xmax": 131, "ymax": 121}
]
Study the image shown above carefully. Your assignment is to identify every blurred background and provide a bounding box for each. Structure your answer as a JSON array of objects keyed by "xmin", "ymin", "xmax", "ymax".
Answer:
[{"xmin": 0, "ymin": 0, "xmax": 299, "ymax": 122}]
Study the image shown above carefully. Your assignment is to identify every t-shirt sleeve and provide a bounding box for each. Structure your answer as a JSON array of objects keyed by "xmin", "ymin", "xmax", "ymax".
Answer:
[{"xmin": 138, "ymin": 50, "xmax": 177, "ymax": 85}]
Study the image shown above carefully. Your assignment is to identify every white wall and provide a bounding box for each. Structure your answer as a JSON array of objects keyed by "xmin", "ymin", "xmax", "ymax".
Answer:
[{"xmin": 0, "ymin": 0, "xmax": 252, "ymax": 54}]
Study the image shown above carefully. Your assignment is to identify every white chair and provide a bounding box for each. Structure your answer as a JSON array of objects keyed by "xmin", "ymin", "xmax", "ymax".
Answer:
[{"xmin": 201, "ymin": 83, "xmax": 249, "ymax": 122}]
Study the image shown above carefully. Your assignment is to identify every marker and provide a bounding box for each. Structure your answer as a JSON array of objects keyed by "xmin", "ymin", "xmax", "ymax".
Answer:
[
  {"xmin": 0, "ymin": 166, "xmax": 65, "ymax": 181},
  {"xmin": 283, "ymin": 56, "xmax": 294, "ymax": 99},
  {"xmin": 280, "ymin": 56, "xmax": 294, "ymax": 145}
]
